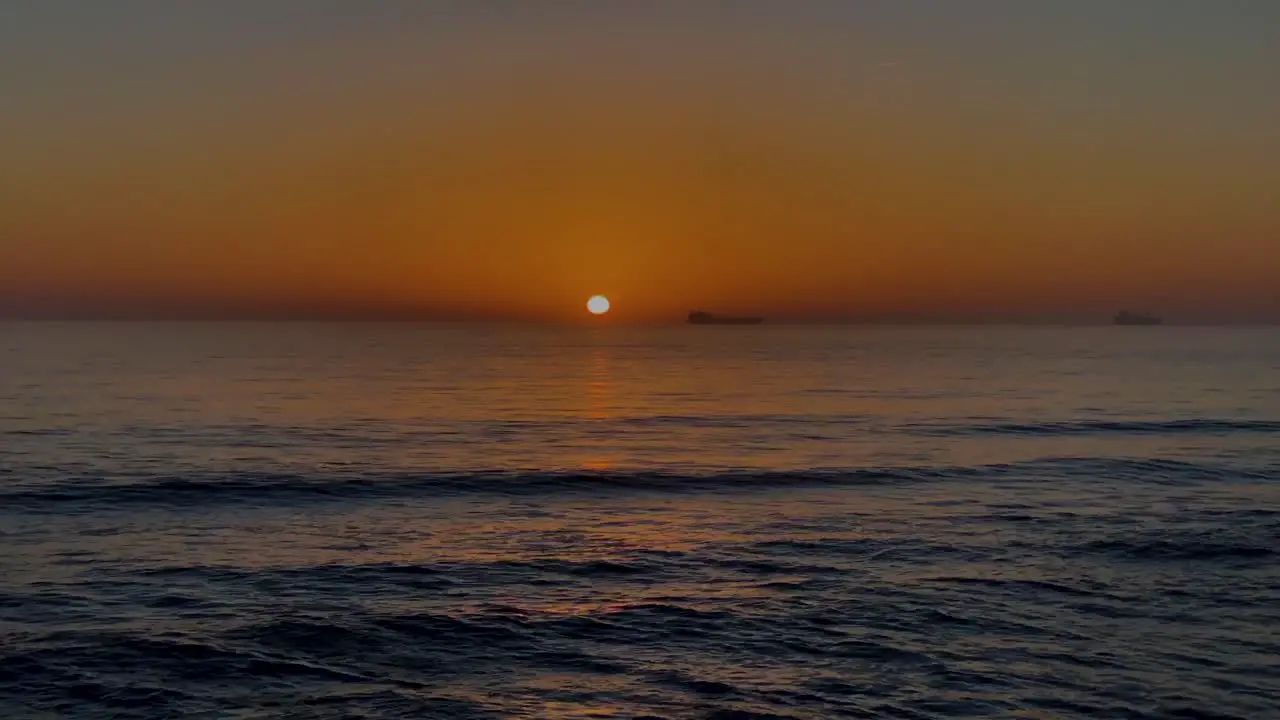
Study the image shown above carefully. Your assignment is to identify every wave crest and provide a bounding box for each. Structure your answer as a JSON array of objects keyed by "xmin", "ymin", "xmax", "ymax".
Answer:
[{"xmin": 1, "ymin": 457, "xmax": 1270, "ymax": 511}]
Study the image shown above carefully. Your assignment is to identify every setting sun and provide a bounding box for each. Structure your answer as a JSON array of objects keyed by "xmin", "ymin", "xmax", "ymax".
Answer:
[{"xmin": 587, "ymin": 295, "xmax": 610, "ymax": 315}]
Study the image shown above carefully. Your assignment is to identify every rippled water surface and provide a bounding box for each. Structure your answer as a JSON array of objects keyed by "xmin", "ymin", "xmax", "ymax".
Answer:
[{"xmin": 2, "ymin": 323, "xmax": 1278, "ymax": 719}]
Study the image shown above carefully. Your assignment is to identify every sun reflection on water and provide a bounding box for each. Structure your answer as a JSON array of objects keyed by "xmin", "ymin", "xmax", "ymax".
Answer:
[{"xmin": 580, "ymin": 343, "xmax": 618, "ymax": 470}]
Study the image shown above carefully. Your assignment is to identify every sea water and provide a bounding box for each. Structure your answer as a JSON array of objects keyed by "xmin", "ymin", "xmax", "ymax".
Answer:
[{"xmin": 1, "ymin": 323, "xmax": 1277, "ymax": 718}]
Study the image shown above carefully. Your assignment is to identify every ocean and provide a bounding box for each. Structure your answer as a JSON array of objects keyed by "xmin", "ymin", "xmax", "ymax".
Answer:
[{"xmin": 1, "ymin": 323, "xmax": 1277, "ymax": 719}]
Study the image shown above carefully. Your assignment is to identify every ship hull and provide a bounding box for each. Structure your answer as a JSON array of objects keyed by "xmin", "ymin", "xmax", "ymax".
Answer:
[{"xmin": 1113, "ymin": 311, "xmax": 1162, "ymax": 326}]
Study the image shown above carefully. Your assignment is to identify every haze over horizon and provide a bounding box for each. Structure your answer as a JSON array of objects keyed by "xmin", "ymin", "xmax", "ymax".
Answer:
[{"xmin": 3, "ymin": 1, "xmax": 1278, "ymax": 323}]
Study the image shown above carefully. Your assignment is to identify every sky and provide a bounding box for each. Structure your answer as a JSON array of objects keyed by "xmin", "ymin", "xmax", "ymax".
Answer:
[{"xmin": 2, "ymin": 1, "xmax": 1278, "ymax": 322}]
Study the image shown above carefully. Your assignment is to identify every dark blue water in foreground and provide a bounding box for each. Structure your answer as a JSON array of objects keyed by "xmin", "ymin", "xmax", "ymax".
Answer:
[{"xmin": 2, "ymin": 324, "xmax": 1278, "ymax": 719}]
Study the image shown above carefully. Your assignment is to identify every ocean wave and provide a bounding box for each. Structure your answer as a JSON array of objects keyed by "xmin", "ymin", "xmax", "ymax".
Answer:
[
  {"xmin": 0, "ymin": 468, "xmax": 898, "ymax": 509},
  {"xmin": 73, "ymin": 414, "xmax": 868, "ymax": 445},
  {"xmin": 13, "ymin": 416, "xmax": 1275, "ymax": 448},
  {"xmin": 1077, "ymin": 538, "xmax": 1276, "ymax": 562},
  {"xmin": 921, "ymin": 576, "xmax": 1102, "ymax": 597},
  {"xmin": 0, "ymin": 457, "xmax": 1271, "ymax": 511},
  {"xmin": 910, "ymin": 418, "xmax": 1280, "ymax": 437}
]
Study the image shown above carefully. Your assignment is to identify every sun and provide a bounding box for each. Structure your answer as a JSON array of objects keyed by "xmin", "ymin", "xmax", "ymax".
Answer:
[{"xmin": 586, "ymin": 295, "xmax": 610, "ymax": 315}]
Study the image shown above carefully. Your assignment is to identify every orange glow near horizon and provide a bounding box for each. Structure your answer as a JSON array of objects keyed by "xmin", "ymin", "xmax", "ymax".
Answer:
[{"xmin": 1, "ymin": 5, "xmax": 1278, "ymax": 323}]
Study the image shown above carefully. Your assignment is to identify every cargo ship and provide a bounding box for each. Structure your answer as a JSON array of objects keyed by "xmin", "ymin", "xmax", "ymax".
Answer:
[
  {"xmin": 1113, "ymin": 310, "xmax": 1162, "ymax": 326},
  {"xmin": 687, "ymin": 311, "xmax": 763, "ymax": 325}
]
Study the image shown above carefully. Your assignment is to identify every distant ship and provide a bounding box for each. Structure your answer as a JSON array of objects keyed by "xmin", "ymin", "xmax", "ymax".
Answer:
[
  {"xmin": 687, "ymin": 311, "xmax": 763, "ymax": 325},
  {"xmin": 1113, "ymin": 310, "xmax": 1162, "ymax": 326}
]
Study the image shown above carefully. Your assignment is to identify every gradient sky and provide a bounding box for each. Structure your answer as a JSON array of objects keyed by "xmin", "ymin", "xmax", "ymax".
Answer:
[{"xmin": 2, "ymin": 1, "xmax": 1278, "ymax": 322}]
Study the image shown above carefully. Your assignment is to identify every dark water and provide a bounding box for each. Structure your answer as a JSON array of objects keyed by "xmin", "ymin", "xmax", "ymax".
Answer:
[{"xmin": 2, "ymin": 323, "xmax": 1278, "ymax": 719}]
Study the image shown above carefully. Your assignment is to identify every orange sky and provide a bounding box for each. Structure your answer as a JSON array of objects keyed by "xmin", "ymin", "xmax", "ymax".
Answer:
[{"xmin": 2, "ymin": 3, "xmax": 1277, "ymax": 322}]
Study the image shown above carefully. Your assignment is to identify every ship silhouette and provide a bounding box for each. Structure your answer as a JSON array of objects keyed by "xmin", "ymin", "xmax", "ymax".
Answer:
[
  {"xmin": 1113, "ymin": 310, "xmax": 1162, "ymax": 326},
  {"xmin": 687, "ymin": 310, "xmax": 763, "ymax": 325}
]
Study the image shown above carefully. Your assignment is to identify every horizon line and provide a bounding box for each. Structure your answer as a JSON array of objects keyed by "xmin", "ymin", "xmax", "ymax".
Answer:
[{"xmin": 1, "ymin": 317, "xmax": 1275, "ymax": 327}]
